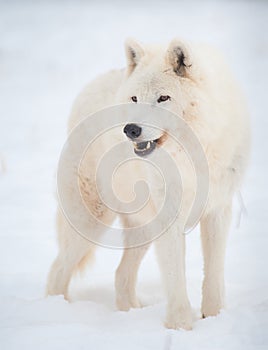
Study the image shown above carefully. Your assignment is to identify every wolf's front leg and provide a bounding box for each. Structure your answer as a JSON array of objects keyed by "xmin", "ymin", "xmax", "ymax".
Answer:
[
  {"xmin": 115, "ymin": 213, "xmax": 151, "ymax": 311},
  {"xmin": 154, "ymin": 227, "xmax": 192, "ymax": 330},
  {"xmin": 200, "ymin": 204, "xmax": 232, "ymax": 318},
  {"xmin": 115, "ymin": 244, "xmax": 149, "ymax": 311}
]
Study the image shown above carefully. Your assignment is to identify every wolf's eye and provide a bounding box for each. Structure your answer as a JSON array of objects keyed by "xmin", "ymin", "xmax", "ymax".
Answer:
[
  {"xmin": 157, "ymin": 95, "xmax": 170, "ymax": 103},
  {"xmin": 131, "ymin": 96, "xmax": 138, "ymax": 103}
]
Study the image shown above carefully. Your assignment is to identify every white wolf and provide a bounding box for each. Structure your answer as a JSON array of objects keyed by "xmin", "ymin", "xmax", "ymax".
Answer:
[{"xmin": 47, "ymin": 38, "xmax": 250, "ymax": 330}]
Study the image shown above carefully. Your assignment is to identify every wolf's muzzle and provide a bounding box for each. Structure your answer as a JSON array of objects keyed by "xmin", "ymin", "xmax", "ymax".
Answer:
[{"xmin": 123, "ymin": 123, "xmax": 142, "ymax": 139}]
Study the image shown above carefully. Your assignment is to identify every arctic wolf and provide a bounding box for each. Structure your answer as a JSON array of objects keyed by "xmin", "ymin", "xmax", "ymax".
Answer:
[{"xmin": 47, "ymin": 38, "xmax": 250, "ymax": 330}]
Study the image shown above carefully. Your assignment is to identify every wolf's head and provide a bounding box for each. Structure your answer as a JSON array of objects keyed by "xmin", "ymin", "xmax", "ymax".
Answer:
[{"xmin": 117, "ymin": 38, "xmax": 196, "ymax": 157}]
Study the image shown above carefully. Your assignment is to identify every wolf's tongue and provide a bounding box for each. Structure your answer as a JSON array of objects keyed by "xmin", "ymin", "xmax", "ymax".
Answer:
[
  {"xmin": 134, "ymin": 140, "xmax": 156, "ymax": 157},
  {"xmin": 136, "ymin": 141, "xmax": 149, "ymax": 150}
]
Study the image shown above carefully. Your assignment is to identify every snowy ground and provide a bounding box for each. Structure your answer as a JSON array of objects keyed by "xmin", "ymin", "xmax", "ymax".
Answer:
[{"xmin": 0, "ymin": 0, "xmax": 268, "ymax": 349}]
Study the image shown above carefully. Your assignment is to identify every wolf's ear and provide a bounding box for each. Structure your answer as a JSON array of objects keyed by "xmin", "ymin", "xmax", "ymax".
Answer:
[
  {"xmin": 125, "ymin": 38, "xmax": 145, "ymax": 75},
  {"xmin": 166, "ymin": 39, "xmax": 192, "ymax": 77}
]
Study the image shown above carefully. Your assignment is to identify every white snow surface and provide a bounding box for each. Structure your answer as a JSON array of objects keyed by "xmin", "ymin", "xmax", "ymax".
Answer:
[{"xmin": 0, "ymin": 0, "xmax": 268, "ymax": 349}]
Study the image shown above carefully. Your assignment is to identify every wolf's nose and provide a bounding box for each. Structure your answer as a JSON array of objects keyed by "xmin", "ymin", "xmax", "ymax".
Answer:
[{"xmin": 123, "ymin": 123, "xmax": 142, "ymax": 139}]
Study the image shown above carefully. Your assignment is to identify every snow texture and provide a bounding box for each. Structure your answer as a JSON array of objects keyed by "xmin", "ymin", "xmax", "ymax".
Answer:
[{"xmin": 0, "ymin": 0, "xmax": 267, "ymax": 349}]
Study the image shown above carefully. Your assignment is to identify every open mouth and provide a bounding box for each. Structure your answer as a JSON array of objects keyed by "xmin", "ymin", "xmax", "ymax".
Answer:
[{"xmin": 133, "ymin": 139, "xmax": 159, "ymax": 157}]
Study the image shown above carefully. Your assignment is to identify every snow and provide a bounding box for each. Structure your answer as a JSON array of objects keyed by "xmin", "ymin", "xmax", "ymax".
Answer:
[{"xmin": 0, "ymin": 0, "xmax": 268, "ymax": 349}]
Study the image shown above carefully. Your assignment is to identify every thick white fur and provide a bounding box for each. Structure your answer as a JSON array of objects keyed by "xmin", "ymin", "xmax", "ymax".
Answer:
[{"xmin": 47, "ymin": 38, "xmax": 250, "ymax": 330}]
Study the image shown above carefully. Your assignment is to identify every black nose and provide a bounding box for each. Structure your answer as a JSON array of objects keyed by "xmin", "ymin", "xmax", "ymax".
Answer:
[{"xmin": 123, "ymin": 123, "xmax": 142, "ymax": 139}]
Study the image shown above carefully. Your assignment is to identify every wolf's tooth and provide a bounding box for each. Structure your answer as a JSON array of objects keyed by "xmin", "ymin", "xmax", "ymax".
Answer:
[{"xmin": 146, "ymin": 141, "xmax": 150, "ymax": 149}]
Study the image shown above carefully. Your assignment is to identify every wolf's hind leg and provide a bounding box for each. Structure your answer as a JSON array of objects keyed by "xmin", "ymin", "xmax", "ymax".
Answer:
[
  {"xmin": 200, "ymin": 204, "xmax": 232, "ymax": 318},
  {"xmin": 46, "ymin": 209, "xmax": 96, "ymax": 300}
]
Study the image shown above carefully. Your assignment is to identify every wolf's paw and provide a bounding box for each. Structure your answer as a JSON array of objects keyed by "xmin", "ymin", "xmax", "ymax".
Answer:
[
  {"xmin": 201, "ymin": 297, "xmax": 224, "ymax": 318},
  {"xmin": 116, "ymin": 295, "xmax": 142, "ymax": 311},
  {"xmin": 202, "ymin": 280, "xmax": 225, "ymax": 318},
  {"xmin": 165, "ymin": 305, "xmax": 193, "ymax": 330},
  {"xmin": 201, "ymin": 304, "xmax": 222, "ymax": 318}
]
